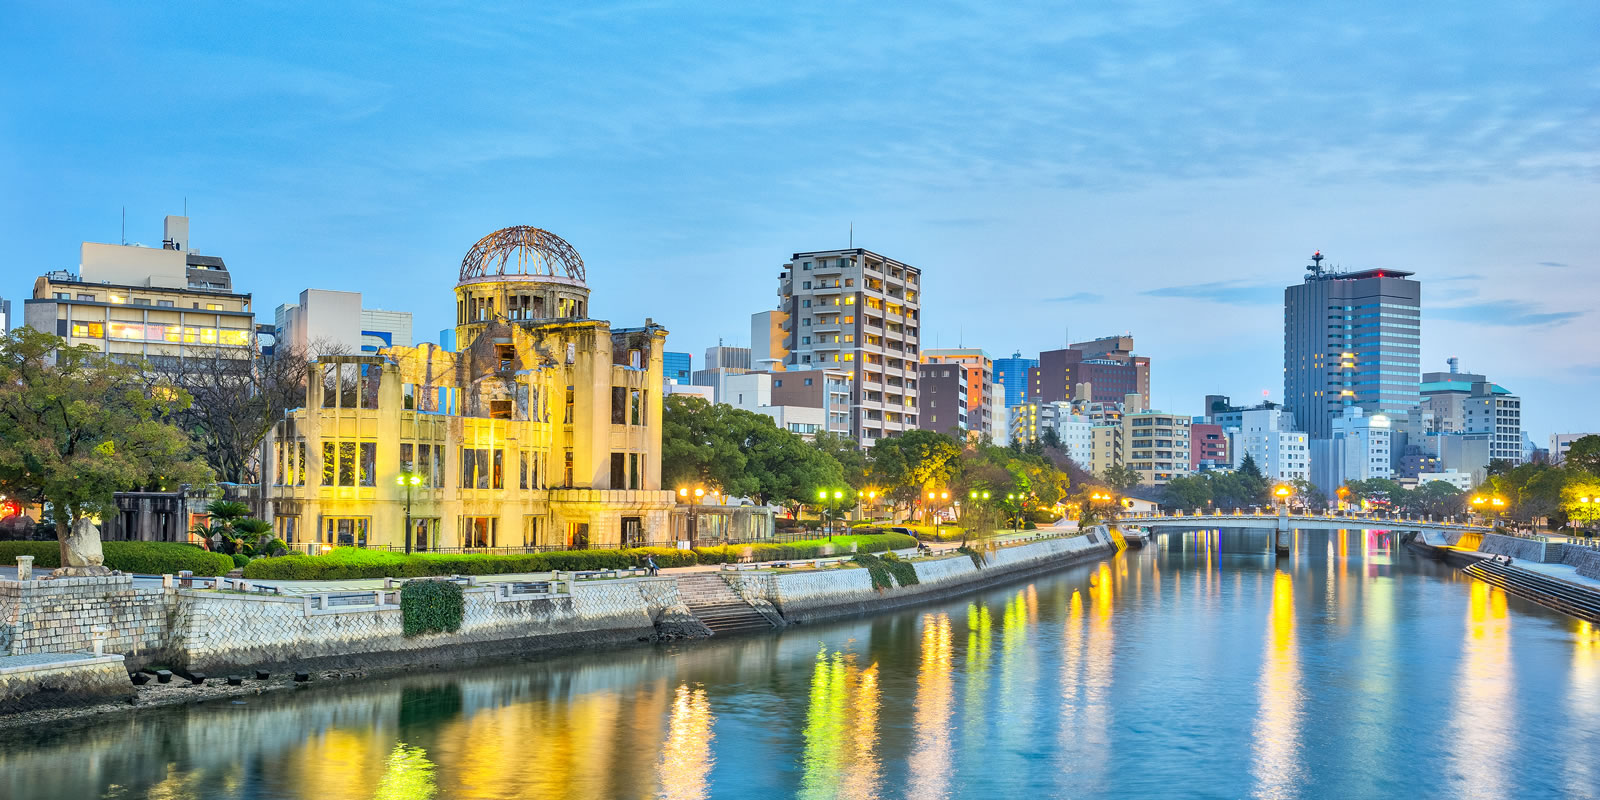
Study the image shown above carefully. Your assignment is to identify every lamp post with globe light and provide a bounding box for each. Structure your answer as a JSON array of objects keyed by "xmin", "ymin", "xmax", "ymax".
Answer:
[{"xmin": 397, "ymin": 469, "xmax": 423, "ymax": 554}]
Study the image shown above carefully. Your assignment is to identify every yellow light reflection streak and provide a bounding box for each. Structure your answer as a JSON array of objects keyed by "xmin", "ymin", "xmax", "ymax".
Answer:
[
  {"xmin": 908, "ymin": 614, "xmax": 955, "ymax": 799},
  {"xmin": 1446, "ymin": 580, "xmax": 1513, "ymax": 799},
  {"xmin": 1249, "ymin": 570, "xmax": 1303, "ymax": 799},
  {"xmin": 658, "ymin": 684, "xmax": 714, "ymax": 800},
  {"xmin": 1563, "ymin": 621, "xmax": 1597, "ymax": 795}
]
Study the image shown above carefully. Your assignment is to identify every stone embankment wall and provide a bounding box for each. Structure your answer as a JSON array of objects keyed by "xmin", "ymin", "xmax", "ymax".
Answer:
[
  {"xmin": 0, "ymin": 576, "xmax": 170, "ymax": 669},
  {"xmin": 172, "ymin": 578, "xmax": 688, "ymax": 673},
  {"xmin": 728, "ymin": 531, "xmax": 1114, "ymax": 623},
  {"xmin": 1478, "ymin": 533, "xmax": 1570, "ymax": 564},
  {"xmin": 1563, "ymin": 547, "xmax": 1600, "ymax": 581},
  {"xmin": 0, "ymin": 655, "xmax": 132, "ymax": 714}
]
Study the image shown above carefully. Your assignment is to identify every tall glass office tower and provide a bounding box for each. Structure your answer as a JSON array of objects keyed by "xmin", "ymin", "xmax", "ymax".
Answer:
[
  {"xmin": 994, "ymin": 351, "xmax": 1038, "ymax": 409},
  {"xmin": 1284, "ymin": 253, "xmax": 1421, "ymax": 440}
]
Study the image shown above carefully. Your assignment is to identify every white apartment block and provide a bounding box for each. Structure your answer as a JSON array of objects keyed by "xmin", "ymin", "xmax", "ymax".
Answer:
[
  {"xmin": 721, "ymin": 371, "xmax": 842, "ymax": 440},
  {"xmin": 1230, "ymin": 406, "xmax": 1309, "ymax": 482},
  {"xmin": 1312, "ymin": 407, "xmax": 1392, "ymax": 494},
  {"xmin": 1417, "ymin": 469, "xmax": 1474, "ymax": 491},
  {"xmin": 773, "ymin": 248, "xmax": 921, "ymax": 445},
  {"xmin": 1007, "ymin": 401, "xmax": 1093, "ymax": 470}
]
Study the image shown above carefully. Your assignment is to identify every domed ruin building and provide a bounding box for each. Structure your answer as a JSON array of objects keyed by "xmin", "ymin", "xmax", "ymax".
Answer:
[{"xmin": 264, "ymin": 226, "xmax": 673, "ymax": 550}]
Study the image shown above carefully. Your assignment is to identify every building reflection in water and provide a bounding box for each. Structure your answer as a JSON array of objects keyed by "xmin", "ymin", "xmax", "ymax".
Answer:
[
  {"xmin": 1250, "ymin": 569, "xmax": 1303, "ymax": 800},
  {"xmin": 1447, "ymin": 580, "xmax": 1513, "ymax": 799},
  {"xmin": 658, "ymin": 684, "xmax": 715, "ymax": 800},
  {"xmin": 907, "ymin": 613, "xmax": 955, "ymax": 800},
  {"xmin": 961, "ymin": 602, "xmax": 993, "ymax": 771}
]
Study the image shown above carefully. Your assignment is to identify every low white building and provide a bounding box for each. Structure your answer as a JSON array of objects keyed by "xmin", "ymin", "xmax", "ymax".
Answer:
[
  {"xmin": 1417, "ymin": 469, "xmax": 1473, "ymax": 491},
  {"xmin": 665, "ymin": 381, "xmax": 714, "ymax": 401},
  {"xmin": 720, "ymin": 372, "xmax": 835, "ymax": 440}
]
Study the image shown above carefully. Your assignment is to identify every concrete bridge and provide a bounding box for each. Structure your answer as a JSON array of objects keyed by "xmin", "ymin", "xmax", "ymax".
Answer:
[{"xmin": 1119, "ymin": 509, "xmax": 1495, "ymax": 555}]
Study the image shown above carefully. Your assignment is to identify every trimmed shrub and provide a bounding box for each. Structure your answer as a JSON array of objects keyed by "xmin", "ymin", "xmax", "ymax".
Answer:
[
  {"xmin": 0, "ymin": 541, "xmax": 235, "ymax": 576},
  {"xmin": 231, "ymin": 553, "xmax": 251, "ymax": 568},
  {"xmin": 400, "ymin": 580, "xmax": 464, "ymax": 637}
]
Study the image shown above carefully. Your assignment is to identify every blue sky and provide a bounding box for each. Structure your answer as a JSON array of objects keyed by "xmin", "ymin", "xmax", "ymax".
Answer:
[{"xmin": 3, "ymin": 1, "xmax": 1596, "ymax": 440}]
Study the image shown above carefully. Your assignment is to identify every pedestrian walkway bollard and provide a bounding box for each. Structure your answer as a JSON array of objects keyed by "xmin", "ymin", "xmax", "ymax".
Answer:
[
  {"xmin": 15, "ymin": 555, "xmax": 33, "ymax": 580},
  {"xmin": 162, "ymin": 574, "xmax": 174, "ymax": 588},
  {"xmin": 91, "ymin": 626, "xmax": 108, "ymax": 656}
]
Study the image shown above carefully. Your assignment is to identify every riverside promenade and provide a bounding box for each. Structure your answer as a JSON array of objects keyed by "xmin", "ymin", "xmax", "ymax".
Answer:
[{"xmin": 0, "ymin": 526, "xmax": 1116, "ymax": 718}]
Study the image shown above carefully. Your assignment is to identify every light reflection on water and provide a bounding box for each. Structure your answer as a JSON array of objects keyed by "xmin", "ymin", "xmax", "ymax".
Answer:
[{"xmin": 2, "ymin": 528, "xmax": 1597, "ymax": 800}]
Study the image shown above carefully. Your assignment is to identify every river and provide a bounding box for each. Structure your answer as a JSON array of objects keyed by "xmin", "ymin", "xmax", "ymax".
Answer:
[{"xmin": 2, "ymin": 528, "xmax": 1597, "ymax": 799}]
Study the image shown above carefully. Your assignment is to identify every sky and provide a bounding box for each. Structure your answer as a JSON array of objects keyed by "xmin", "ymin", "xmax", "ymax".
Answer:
[{"xmin": 3, "ymin": 0, "xmax": 1596, "ymax": 441}]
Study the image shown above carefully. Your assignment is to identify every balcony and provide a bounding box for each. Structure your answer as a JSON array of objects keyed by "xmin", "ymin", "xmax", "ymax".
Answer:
[{"xmin": 811, "ymin": 282, "xmax": 844, "ymax": 296}]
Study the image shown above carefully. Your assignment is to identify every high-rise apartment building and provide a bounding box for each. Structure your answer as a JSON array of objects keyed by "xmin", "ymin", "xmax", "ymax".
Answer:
[
  {"xmin": 922, "ymin": 348, "xmax": 993, "ymax": 437},
  {"xmin": 773, "ymin": 248, "xmax": 922, "ymax": 444},
  {"xmin": 274, "ymin": 288, "xmax": 413, "ymax": 356},
  {"xmin": 1284, "ymin": 252, "xmax": 1421, "ymax": 439},
  {"xmin": 1028, "ymin": 335, "xmax": 1150, "ymax": 404},
  {"xmin": 1008, "ymin": 401, "xmax": 1093, "ymax": 469},
  {"xmin": 25, "ymin": 215, "xmax": 254, "ymax": 365},
  {"xmin": 993, "ymin": 351, "xmax": 1037, "ymax": 409}
]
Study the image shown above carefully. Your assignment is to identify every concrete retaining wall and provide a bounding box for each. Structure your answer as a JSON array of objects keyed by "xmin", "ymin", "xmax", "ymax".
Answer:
[
  {"xmin": 171, "ymin": 578, "xmax": 687, "ymax": 673},
  {"xmin": 0, "ymin": 577, "xmax": 170, "ymax": 669},
  {"xmin": 1562, "ymin": 546, "xmax": 1600, "ymax": 581},
  {"xmin": 731, "ymin": 532, "xmax": 1115, "ymax": 623},
  {"xmin": 1477, "ymin": 533, "xmax": 1565, "ymax": 563}
]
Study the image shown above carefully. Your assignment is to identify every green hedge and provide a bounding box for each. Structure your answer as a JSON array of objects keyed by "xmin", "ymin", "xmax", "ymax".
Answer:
[
  {"xmin": 238, "ymin": 533, "xmax": 918, "ymax": 579},
  {"xmin": 400, "ymin": 580, "xmax": 464, "ymax": 637},
  {"xmin": 242, "ymin": 546, "xmax": 702, "ymax": 581},
  {"xmin": 0, "ymin": 541, "xmax": 236, "ymax": 576},
  {"xmin": 694, "ymin": 533, "xmax": 916, "ymax": 564}
]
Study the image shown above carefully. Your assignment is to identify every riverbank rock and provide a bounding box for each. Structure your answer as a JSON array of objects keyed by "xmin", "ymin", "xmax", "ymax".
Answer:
[{"xmin": 649, "ymin": 604, "xmax": 712, "ymax": 641}]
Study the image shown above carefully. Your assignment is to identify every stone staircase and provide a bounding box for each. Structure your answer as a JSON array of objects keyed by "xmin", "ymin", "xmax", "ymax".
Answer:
[
  {"xmin": 674, "ymin": 574, "xmax": 778, "ymax": 635},
  {"xmin": 1464, "ymin": 560, "xmax": 1600, "ymax": 622}
]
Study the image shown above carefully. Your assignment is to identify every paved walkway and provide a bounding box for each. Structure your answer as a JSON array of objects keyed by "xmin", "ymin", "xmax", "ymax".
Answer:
[{"xmin": 1510, "ymin": 559, "xmax": 1600, "ymax": 593}]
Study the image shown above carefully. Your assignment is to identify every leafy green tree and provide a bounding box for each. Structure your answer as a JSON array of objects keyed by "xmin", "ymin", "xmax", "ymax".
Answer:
[
  {"xmin": 1407, "ymin": 481, "xmax": 1465, "ymax": 517},
  {"xmin": 1101, "ymin": 464, "xmax": 1142, "ymax": 492},
  {"xmin": 1163, "ymin": 474, "xmax": 1213, "ymax": 510},
  {"xmin": 1235, "ymin": 454, "xmax": 1270, "ymax": 505},
  {"xmin": 868, "ymin": 429, "xmax": 962, "ymax": 518},
  {"xmin": 1563, "ymin": 435, "xmax": 1600, "ymax": 476},
  {"xmin": 1563, "ymin": 477, "xmax": 1600, "ymax": 532},
  {"xmin": 660, "ymin": 395, "xmax": 843, "ymax": 511},
  {"xmin": 0, "ymin": 328, "xmax": 212, "ymax": 565},
  {"xmin": 810, "ymin": 431, "xmax": 869, "ymax": 488}
]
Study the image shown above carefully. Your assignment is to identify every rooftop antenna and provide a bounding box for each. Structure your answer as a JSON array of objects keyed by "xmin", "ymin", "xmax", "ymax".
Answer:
[
  {"xmin": 121, "ymin": 206, "xmax": 126, "ymax": 245},
  {"xmin": 1307, "ymin": 250, "xmax": 1325, "ymax": 278},
  {"xmin": 849, "ymin": 222, "xmax": 853, "ymax": 249}
]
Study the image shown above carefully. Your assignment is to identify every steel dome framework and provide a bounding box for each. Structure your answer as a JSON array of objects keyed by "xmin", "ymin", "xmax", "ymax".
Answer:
[{"xmin": 458, "ymin": 226, "xmax": 587, "ymax": 283}]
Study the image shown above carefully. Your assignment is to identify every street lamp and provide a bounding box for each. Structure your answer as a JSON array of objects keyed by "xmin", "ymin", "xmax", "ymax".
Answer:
[
  {"xmin": 1273, "ymin": 484, "xmax": 1293, "ymax": 513},
  {"xmin": 396, "ymin": 470, "xmax": 423, "ymax": 554}
]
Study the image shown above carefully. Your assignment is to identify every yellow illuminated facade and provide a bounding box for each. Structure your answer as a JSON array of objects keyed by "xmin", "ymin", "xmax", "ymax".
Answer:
[{"xmin": 265, "ymin": 226, "xmax": 674, "ymax": 550}]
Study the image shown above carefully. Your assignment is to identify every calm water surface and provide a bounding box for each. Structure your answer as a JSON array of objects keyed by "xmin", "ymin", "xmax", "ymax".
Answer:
[{"xmin": 3, "ymin": 529, "xmax": 1598, "ymax": 800}]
